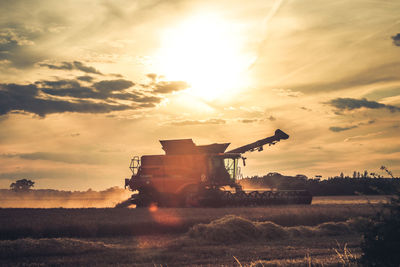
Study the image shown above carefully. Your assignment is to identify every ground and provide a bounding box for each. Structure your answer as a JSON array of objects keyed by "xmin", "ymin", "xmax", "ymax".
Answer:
[
  {"xmin": 1, "ymin": 235, "xmax": 361, "ymax": 266},
  {"xmin": 0, "ymin": 196, "xmax": 388, "ymax": 266}
]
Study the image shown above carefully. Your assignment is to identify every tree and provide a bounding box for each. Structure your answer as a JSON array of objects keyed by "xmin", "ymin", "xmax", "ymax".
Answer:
[{"xmin": 10, "ymin": 179, "xmax": 35, "ymax": 192}]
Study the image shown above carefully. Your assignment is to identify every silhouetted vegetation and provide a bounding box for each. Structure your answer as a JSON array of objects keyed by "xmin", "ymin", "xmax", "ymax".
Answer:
[
  {"xmin": 360, "ymin": 190, "xmax": 400, "ymax": 266},
  {"xmin": 9, "ymin": 179, "xmax": 35, "ymax": 192},
  {"xmin": 240, "ymin": 171, "xmax": 400, "ymax": 196}
]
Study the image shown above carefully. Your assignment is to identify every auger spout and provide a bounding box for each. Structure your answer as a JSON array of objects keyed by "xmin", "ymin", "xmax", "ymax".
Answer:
[{"xmin": 226, "ymin": 129, "xmax": 289, "ymax": 154}]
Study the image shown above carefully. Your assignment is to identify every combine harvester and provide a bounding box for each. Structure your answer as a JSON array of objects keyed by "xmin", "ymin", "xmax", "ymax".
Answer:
[{"xmin": 117, "ymin": 129, "xmax": 312, "ymax": 207}]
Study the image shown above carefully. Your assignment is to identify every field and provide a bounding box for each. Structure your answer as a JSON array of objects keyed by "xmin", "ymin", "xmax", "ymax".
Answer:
[{"xmin": 0, "ymin": 196, "xmax": 389, "ymax": 266}]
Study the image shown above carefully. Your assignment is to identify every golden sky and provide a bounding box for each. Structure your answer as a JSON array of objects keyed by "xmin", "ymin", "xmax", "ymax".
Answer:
[{"xmin": 1, "ymin": 0, "xmax": 400, "ymax": 190}]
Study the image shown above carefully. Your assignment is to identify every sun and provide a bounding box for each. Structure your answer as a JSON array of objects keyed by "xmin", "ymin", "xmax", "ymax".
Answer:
[{"xmin": 155, "ymin": 14, "xmax": 253, "ymax": 101}]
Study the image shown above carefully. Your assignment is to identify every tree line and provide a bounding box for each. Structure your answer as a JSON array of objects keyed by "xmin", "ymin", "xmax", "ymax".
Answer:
[{"xmin": 239, "ymin": 171, "xmax": 400, "ymax": 196}]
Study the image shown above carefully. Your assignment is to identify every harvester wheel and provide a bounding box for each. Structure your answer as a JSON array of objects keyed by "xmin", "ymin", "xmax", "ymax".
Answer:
[
  {"xmin": 114, "ymin": 198, "xmax": 133, "ymax": 208},
  {"xmin": 184, "ymin": 192, "xmax": 200, "ymax": 207},
  {"xmin": 234, "ymin": 191, "xmax": 247, "ymax": 206},
  {"xmin": 181, "ymin": 185, "xmax": 200, "ymax": 207},
  {"xmin": 221, "ymin": 191, "xmax": 234, "ymax": 206},
  {"xmin": 136, "ymin": 188, "xmax": 160, "ymax": 207}
]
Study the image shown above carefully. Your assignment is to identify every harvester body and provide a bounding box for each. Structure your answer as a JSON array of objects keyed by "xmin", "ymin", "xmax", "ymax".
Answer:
[{"xmin": 121, "ymin": 129, "xmax": 312, "ymax": 207}]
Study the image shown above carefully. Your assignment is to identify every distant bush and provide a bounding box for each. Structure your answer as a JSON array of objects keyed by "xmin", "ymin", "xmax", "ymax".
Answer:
[{"xmin": 360, "ymin": 191, "xmax": 400, "ymax": 266}]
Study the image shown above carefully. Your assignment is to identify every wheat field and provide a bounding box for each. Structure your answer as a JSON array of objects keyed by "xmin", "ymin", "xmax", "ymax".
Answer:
[{"xmin": 0, "ymin": 195, "xmax": 387, "ymax": 266}]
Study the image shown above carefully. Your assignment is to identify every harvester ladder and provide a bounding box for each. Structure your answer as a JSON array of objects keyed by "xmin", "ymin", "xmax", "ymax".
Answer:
[{"xmin": 129, "ymin": 156, "xmax": 141, "ymax": 175}]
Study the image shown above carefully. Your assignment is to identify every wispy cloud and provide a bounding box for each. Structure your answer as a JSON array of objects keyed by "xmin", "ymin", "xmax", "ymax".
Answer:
[
  {"xmin": 273, "ymin": 88, "xmax": 303, "ymax": 97},
  {"xmin": 329, "ymin": 125, "xmax": 357, "ymax": 132},
  {"xmin": 344, "ymin": 131, "xmax": 384, "ymax": 142},
  {"xmin": 392, "ymin": 33, "xmax": 400, "ymax": 46},
  {"xmin": 169, "ymin": 118, "xmax": 226, "ymax": 126},
  {"xmin": 39, "ymin": 61, "xmax": 103, "ymax": 75},
  {"xmin": 327, "ymin": 98, "xmax": 400, "ymax": 112}
]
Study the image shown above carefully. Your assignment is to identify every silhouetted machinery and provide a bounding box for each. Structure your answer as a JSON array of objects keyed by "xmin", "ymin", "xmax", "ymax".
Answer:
[{"xmin": 118, "ymin": 129, "xmax": 312, "ymax": 207}]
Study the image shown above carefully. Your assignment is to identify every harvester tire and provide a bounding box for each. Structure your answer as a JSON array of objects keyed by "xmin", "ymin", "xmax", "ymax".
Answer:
[{"xmin": 180, "ymin": 185, "xmax": 201, "ymax": 207}]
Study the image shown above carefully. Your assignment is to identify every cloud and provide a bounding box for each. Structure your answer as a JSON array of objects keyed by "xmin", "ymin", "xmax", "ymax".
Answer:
[
  {"xmin": 92, "ymin": 79, "xmax": 134, "ymax": 92},
  {"xmin": 344, "ymin": 131, "xmax": 384, "ymax": 142},
  {"xmin": 39, "ymin": 61, "xmax": 103, "ymax": 75},
  {"xmin": 146, "ymin": 73, "xmax": 157, "ymax": 81},
  {"xmin": 292, "ymin": 62, "xmax": 400, "ymax": 94},
  {"xmin": 392, "ymin": 33, "xmax": 400, "ymax": 46},
  {"xmin": 170, "ymin": 118, "xmax": 226, "ymax": 126},
  {"xmin": 329, "ymin": 119, "xmax": 376, "ymax": 133},
  {"xmin": 77, "ymin": 76, "xmax": 94, "ymax": 82},
  {"xmin": 358, "ymin": 119, "xmax": 376, "ymax": 126},
  {"xmin": 38, "ymin": 79, "xmax": 81, "ymax": 89},
  {"xmin": 0, "ymin": 28, "xmax": 35, "ymax": 46},
  {"xmin": 38, "ymin": 78, "xmax": 160, "ymax": 103},
  {"xmin": 73, "ymin": 61, "xmax": 102, "ymax": 75},
  {"xmin": 40, "ymin": 61, "xmax": 73, "ymax": 70},
  {"xmin": 139, "ymin": 73, "xmax": 190, "ymax": 94},
  {"xmin": 0, "ymin": 75, "xmax": 166, "ymax": 117},
  {"xmin": 38, "ymin": 79, "xmax": 104, "ymax": 99},
  {"xmin": 0, "ymin": 26, "xmax": 44, "ymax": 68},
  {"xmin": 327, "ymin": 98, "xmax": 400, "ymax": 112},
  {"xmin": 300, "ymin": 107, "xmax": 311, "ymax": 111},
  {"xmin": 329, "ymin": 125, "xmax": 357, "ymax": 132},
  {"xmin": 2, "ymin": 152, "xmax": 100, "ymax": 164},
  {"xmin": 363, "ymin": 87, "xmax": 400, "ymax": 101},
  {"xmin": 241, "ymin": 119, "xmax": 258, "ymax": 123},
  {"xmin": 153, "ymin": 81, "xmax": 190, "ymax": 94},
  {"xmin": 41, "ymin": 85, "xmax": 101, "ymax": 99},
  {"xmin": 273, "ymin": 88, "xmax": 303, "ymax": 97},
  {"xmin": 0, "ymin": 83, "xmax": 132, "ymax": 117}
]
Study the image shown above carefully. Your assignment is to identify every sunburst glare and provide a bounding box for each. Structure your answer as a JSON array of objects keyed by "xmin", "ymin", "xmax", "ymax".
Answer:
[{"xmin": 155, "ymin": 14, "xmax": 254, "ymax": 101}]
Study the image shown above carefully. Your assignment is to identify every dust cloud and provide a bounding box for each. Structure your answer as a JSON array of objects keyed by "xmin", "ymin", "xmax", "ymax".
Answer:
[{"xmin": 0, "ymin": 187, "xmax": 132, "ymax": 208}]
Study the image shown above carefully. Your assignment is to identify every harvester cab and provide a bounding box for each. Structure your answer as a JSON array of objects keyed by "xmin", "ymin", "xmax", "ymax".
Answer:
[{"xmin": 119, "ymin": 129, "xmax": 312, "ymax": 208}]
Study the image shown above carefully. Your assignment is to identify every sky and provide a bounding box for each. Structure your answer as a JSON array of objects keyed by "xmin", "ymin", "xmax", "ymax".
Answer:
[{"xmin": 0, "ymin": 0, "xmax": 400, "ymax": 190}]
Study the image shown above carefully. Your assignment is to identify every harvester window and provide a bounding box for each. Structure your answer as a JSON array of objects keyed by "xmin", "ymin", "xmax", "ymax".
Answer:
[{"xmin": 224, "ymin": 158, "xmax": 238, "ymax": 180}]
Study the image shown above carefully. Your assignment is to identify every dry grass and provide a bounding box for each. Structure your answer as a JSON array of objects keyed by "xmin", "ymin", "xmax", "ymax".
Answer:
[
  {"xmin": 186, "ymin": 215, "xmax": 368, "ymax": 244},
  {"xmin": 312, "ymin": 195, "xmax": 390, "ymax": 205},
  {"xmin": 0, "ymin": 238, "xmax": 113, "ymax": 259},
  {"xmin": 0, "ymin": 196, "xmax": 382, "ymax": 265},
  {"xmin": 0, "ymin": 203, "xmax": 377, "ymax": 240},
  {"xmin": 0, "ymin": 235, "xmax": 363, "ymax": 266}
]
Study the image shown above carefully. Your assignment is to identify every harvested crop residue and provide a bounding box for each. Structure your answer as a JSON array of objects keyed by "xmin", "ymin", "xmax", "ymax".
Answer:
[
  {"xmin": 0, "ymin": 238, "xmax": 116, "ymax": 258},
  {"xmin": 188, "ymin": 215, "xmax": 369, "ymax": 244}
]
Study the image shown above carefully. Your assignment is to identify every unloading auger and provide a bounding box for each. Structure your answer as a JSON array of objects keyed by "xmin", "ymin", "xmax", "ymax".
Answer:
[{"xmin": 117, "ymin": 129, "xmax": 312, "ymax": 208}]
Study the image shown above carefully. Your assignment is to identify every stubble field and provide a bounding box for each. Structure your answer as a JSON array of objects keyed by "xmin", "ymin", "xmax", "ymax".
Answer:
[{"xmin": 0, "ymin": 195, "xmax": 389, "ymax": 266}]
